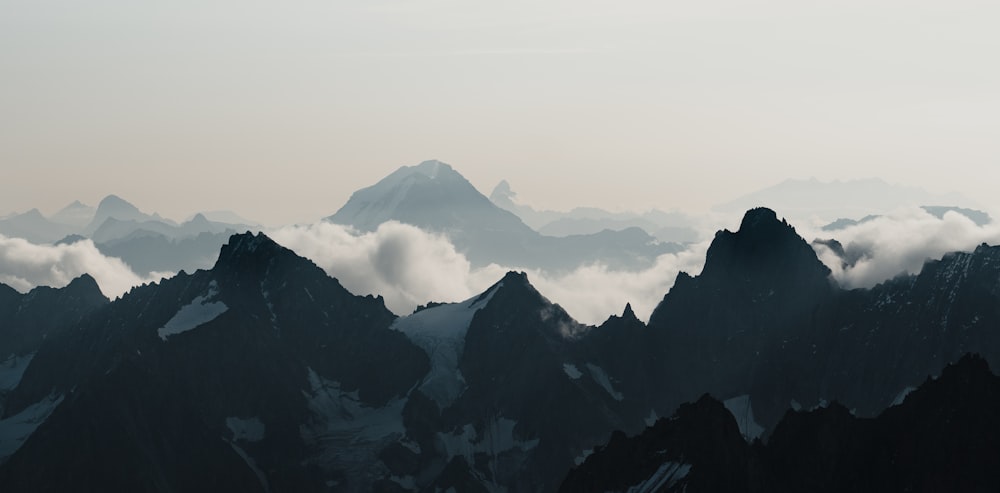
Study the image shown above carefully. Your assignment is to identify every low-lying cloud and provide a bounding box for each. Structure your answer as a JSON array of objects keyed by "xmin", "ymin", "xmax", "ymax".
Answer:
[
  {"xmin": 6, "ymin": 208, "xmax": 994, "ymax": 326},
  {"xmin": 270, "ymin": 221, "xmax": 710, "ymax": 325},
  {"xmin": 0, "ymin": 235, "xmax": 170, "ymax": 298},
  {"xmin": 803, "ymin": 207, "xmax": 1000, "ymax": 289}
]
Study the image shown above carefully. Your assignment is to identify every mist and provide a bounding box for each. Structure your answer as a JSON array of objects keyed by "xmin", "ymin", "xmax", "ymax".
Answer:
[
  {"xmin": 804, "ymin": 207, "xmax": 1000, "ymax": 288},
  {"xmin": 269, "ymin": 221, "xmax": 710, "ymax": 325},
  {"xmin": 0, "ymin": 234, "xmax": 170, "ymax": 298}
]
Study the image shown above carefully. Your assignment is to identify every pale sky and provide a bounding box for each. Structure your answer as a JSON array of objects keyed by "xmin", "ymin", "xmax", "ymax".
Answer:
[{"xmin": 3, "ymin": 1, "xmax": 999, "ymax": 225}]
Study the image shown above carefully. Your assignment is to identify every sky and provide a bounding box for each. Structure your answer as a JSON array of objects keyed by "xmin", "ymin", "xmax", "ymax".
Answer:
[{"xmin": 3, "ymin": 1, "xmax": 999, "ymax": 225}]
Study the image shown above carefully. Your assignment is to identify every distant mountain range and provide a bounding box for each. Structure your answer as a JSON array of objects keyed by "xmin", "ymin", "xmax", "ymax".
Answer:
[
  {"xmin": 3, "ymin": 206, "xmax": 1000, "ymax": 491},
  {"xmin": 714, "ymin": 177, "xmax": 977, "ymax": 222},
  {"xmin": 489, "ymin": 180, "xmax": 700, "ymax": 243},
  {"xmin": 327, "ymin": 160, "xmax": 683, "ymax": 271},
  {"xmin": 0, "ymin": 195, "xmax": 257, "ymax": 276},
  {"xmin": 822, "ymin": 205, "xmax": 992, "ymax": 231}
]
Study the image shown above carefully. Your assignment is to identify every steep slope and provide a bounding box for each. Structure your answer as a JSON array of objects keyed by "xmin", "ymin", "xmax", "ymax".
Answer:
[
  {"xmin": 647, "ymin": 208, "xmax": 835, "ymax": 425},
  {"xmin": 646, "ymin": 207, "xmax": 1000, "ymax": 433},
  {"xmin": 563, "ymin": 354, "xmax": 1000, "ymax": 493},
  {"xmin": 0, "ymin": 275, "xmax": 107, "ymax": 416},
  {"xmin": 381, "ymin": 272, "xmax": 653, "ymax": 492},
  {"xmin": 0, "ymin": 232, "xmax": 429, "ymax": 492}
]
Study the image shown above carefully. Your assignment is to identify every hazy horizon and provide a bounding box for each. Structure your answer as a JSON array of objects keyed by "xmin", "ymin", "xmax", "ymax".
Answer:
[{"xmin": 4, "ymin": 1, "xmax": 999, "ymax": 224}]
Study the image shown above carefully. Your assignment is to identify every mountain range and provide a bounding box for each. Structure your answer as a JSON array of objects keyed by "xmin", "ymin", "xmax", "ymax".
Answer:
[
  {"xmin": 714, "ymin": 177, "xmax": 977, "ymax": 222},
  {"xmin": 0, "ymin": 195, "xmax": 256, "ymax": 276},
  {"xmin": 2, "ymin": 206, "xmax": 1000, "ymax": 491},
  {"xmin": 327, "ymin": 160, "xmax": 683, "ymax": 271},
  {"xmin": 489, "ymin": 180, "xmax": 700, "ymax": 244}
]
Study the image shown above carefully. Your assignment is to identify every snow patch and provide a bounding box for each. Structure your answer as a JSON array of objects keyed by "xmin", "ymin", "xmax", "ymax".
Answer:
[
  {"xmin": 226, "ymin": 416, "xmax": 265, "ymax": 443},
  {"xmin": 229, "ymin": 441, "xmax": 270, "ymax": 493},
  {"xmin": 392, "ymin": 284, "xmax": 500, "ymax": 409},
  {"xmin": 563, "ymin": 363, "xmax": 583, "ymax": 380},
  {"xmin": 0, "ymin": 393, "xmax": 63, "ymax": 463},
  {"xmin": 644, "ymin": 409, "xmax": 658, "ymax": 427},
  {"xmin": 723, "ymin": 395, "xmax": 765, "ymax": 442},
  {"xmin": 437, "ymin": 415, "xmax": 540, "ymax": 488},
  {"xmin": 299, "ymin": 368, "xmax": 406, "ymax": 480},
  {"xmin": 625, "ymin": 461, "xmax": 692, "ymax": 493},
  {"xmin": 574, "ymin": 448, "xmax": 594, "ymax": 466},
  {"xmin": 158, "ymin": 280, "xmax": 228, "ymax": 341},
  {"xmin": 0, "ymin": 352, "xmax": 34, "ymax": 393},
  {"xmin": 586, "ymin": 363, "xmax": 624, "ymax": 401},
  {"xmin": 891, "ymin": 386, "xmax": 917, "ymax": 407}
]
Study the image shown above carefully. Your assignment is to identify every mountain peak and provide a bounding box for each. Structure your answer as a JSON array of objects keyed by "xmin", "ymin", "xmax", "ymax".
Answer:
[
  {"xmin": 739, "ymin": 207, "xmax": 781, "ymax": 231},
  {"xmin": 97, "ymin": 194, "xmax": 139, "ymax": 212},
  {"xmin": 621, "ymin": 302, "xmax": 637, "ymax": 321},
  {"xmin": 65, "ymin": 273, "xmax": 105, "ymax": 299},
  {"xmin": 700, "ymin": 207, "xmax": 828, "ymax": 281},
  {"xmin": 501, "ymin": 270, "xmax": 530, "ymax": 286},
  {"xmin": 216, "ymin": 232, "xmax": 281, "ymax": 262},
  {"xmin": 187, "ymin": 213, "xmax": 210, "ymax": 225},
  {"xmin": 412, "ymin": 159, "xmax": 455, "ymax": 179}
]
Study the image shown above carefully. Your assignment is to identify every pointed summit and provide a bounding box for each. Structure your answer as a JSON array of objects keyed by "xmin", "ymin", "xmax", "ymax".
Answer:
[
  {"xmin": 64, "ymin": 273, "xmax": 104, "ymax": 298},
  {"xmin": 621, "ymin": 303, "xmax": 637, "ymax": 322},
  {"xmin": 51, "ymin": 200, "xmax": 95, "ymax": 228},
  {"xmin": 325, "ymin": 161, "xmax": 534, "ymax": 266},
  {"xmin": 700, "ymin": 207, "xmax": 830, "ymax": 282}
]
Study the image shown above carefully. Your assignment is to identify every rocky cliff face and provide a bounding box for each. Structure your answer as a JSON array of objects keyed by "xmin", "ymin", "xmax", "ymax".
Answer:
[
  {"xmin": 562, "ymin": 354, "xmax": 1000, "ymax": 493},
  {"xmin": 4, "ymin": 208, "xmax": 1000, "ymax": 492}
]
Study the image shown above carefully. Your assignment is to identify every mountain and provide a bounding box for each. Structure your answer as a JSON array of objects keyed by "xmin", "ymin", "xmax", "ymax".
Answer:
[
  {"xmin": 5, "ymin": 209, "xmax": 1000, "ymax": 491},
  {"xmin": 0, "ymin": 209, "xmax": 74, "ymax": 244},
  {"xmin": 641, "ymin": 207, "xmax": 1000, "ymax": 432},
  {"xmin": 83, "ymin": 194, "xmax": 172, "ymax": 234},
  {"xmin": 822, "ymin": 205, "xmax": 992, "ymax": 231},
  {"xmin": 49, "ymin": 200, "xmax": 96, "ymax": 229},
  {"xmin": 328, "ymin": 160, "xmax": 683, "ymax": 271},
  {"xmin": 490, "ymin": 180, "xmax": 700, "ymax": 243},
  {"xmin": 186, "ymin": 210, "xmax": 259, "ymax": 227},
  {"xmin": 714, "ymin": 178, "xmax": 975, "ymax": 222},
  {"xmin": 561, "ymin": 354, "xmax": 1000, "ymax": 493},
  {"xmin": 0, "ymin": 275, "xmax": 107, "ymax": 420},
  {"xmin": 0, "ymin": 232, "xmax": 429, "ymax": 492}
]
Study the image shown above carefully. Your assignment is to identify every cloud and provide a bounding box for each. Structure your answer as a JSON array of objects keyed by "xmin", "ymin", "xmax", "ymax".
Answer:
[
  {"xmin": 0, "ymin": 235, "xmax": 170, "ymax": 298},
  {"xmin": 269, "ymin": 221, "xmax": 709, "ymax": 326},
  {"xmin": 802, "ymin": 207, "xmax": 1000, "ymax": 288}
]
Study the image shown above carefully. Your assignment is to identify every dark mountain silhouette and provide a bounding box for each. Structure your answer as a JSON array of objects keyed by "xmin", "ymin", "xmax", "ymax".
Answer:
[
  {"xmin": 3, "ymin": 209, "xmax": 1000, "ymax": 491},
  {"xmin": 328, "ymin": 160, "xmax": 683, "ymax": 271},
  {"xmin": 0, "ymin": 275, "xmax": 107, "ymax": 435},
  {"xmin": 0, "ymin": 232, "xmax": 429, "ymax": 492},
  {"xmin": 561, "ymin": 354, "xmax": 1000, "ymax": 493}
]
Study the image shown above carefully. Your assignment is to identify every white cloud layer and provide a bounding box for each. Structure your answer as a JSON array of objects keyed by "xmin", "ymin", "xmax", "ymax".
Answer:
[
  {"xmin": 4, "ymin": 208, "xmax": 997, "ymax": 326},
  {"xmin": 269, "ymin": 221, "xmax": 709, "ymax": 325},
  {"xmin": 802, "ymin": 207, "xmax": 1000, "ymax": 289},
  {"xmin": 0, "ymin": 235, "xmax": 168, "ymax": 298}
]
